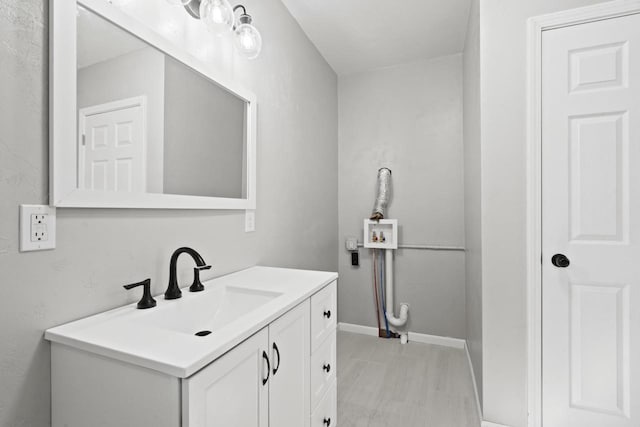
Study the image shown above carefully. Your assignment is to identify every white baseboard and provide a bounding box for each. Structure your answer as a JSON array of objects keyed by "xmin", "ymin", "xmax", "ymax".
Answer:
[
  {"xmin": 338, "ymin": 323, "xmax": 465, "ymax": 349},
  {"xmin": 337, "ymin": 322, "xmax": 379, "ymax": 336},
  {"xmin": 465, "ymin": 341, "xmax": 483, "ymax": 423},
  {"xmin": 407, "ymin": 331, "xmax": 466, "ymax": 349},
  {"xmin": 482, "ymin": 422, "xmax": 511, "ymax": 427}
]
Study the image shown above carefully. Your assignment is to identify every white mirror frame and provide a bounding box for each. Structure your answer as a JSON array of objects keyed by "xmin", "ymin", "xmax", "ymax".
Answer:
[{"xmin": 50, "ymin": 0, "xmax": 257, "ymax": 209}]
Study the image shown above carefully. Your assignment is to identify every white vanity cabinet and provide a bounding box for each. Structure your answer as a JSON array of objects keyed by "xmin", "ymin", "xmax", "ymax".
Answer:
[
  {"xmin": 183, "ymin": 301, "xmax": 310, "ymax": 427},
  {"xmin": 47, "ymin": 269, "xmax": 338, "ymax": 427}
]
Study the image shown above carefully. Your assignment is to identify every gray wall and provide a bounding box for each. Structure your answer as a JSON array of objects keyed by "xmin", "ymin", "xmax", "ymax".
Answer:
[
  {"xmin": 0, "ymin": 1, "xmax": 338, "ymax": 426},
  {"xmin": 463, "ymin": 0, "xmax": 483, "ymax": 409},
  {"xmin": 163, "ymin": 56, "xmax": 245, "ymax": 198},
  {"xmin": 478, "ymin": 0, "xmax": 606, "ymax": 425},
  {"xmin": 338, "ymin": 55, "xmax": 466, "ymax": 338},
  {"xmin": 77, "ymin": 47, "xmax": 166, "ymax": 193}
]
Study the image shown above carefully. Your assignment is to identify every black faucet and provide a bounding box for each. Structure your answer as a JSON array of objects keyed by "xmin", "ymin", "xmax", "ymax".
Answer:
[{"xmin": 165, "ymin": 247, "xmax": 211, "ymax": 299}]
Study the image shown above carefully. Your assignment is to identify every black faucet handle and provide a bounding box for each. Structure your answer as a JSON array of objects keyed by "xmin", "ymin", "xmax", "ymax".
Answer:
[
  {"xmin": 123, "ymin": 278, "xmax": 150, "ymax": 290},
  {"xmin": 189, "ymin": 266, "xmax": 209, "ymax": 293},
  {"xmin": 124, "ymin": 278, "xmax": 157, "ymax": 309}
]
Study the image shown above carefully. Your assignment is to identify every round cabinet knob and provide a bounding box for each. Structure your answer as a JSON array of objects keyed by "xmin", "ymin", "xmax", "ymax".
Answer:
[
  {"xmin": 551, "ymin": 253, "xmax": 570, "ymax": 268},
  {"xmin": 323, "ymin": 364, "xmax": 331, "ymax": 373},
  {"xmin": 323, "ymin": 418, "xmax": 331, "ymax": 426},
  {"xmin": 323, "ymin": 310, "xmax": 331, "ymax": 319}
]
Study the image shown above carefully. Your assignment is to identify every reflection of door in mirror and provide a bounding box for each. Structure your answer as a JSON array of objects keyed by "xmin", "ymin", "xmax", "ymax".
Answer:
[{"xmin": 79, "ymin": 97, "xmax": 147, "ymax": 192}]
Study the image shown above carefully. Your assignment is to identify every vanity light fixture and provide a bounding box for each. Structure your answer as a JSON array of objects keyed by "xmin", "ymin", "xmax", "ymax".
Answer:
[
  {"xmin": 165, "ymin": 0, "xmax": 263, "ymax": 59},
  {"xmin": 232, "ymin": 5, "xmax": 262, "ymax": 59},
  {"xmin": 200, "ymin": 0, "xmax": 235, "ymax": 35}
]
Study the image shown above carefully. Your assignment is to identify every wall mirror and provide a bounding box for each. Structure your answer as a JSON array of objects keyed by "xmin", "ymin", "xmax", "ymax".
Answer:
[{"xmin": 50, "ymin": 0, "xmax": 256, "ymax": 209}]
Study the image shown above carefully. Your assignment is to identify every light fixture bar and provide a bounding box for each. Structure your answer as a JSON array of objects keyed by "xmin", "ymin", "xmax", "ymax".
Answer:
[{"xmin": 166, "ymin": 0, "xmax": 262, "ymax": 59}]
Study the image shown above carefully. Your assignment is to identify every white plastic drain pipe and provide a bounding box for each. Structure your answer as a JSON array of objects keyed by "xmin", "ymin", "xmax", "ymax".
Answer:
[{"xmin": 384, "ymin": 249, "xmax": 409, "ymax": 339}]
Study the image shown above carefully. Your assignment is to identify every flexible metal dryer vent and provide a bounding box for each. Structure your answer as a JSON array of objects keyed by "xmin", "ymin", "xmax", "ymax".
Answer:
[{"xmin": 370, "ymin": 168, "xmax": 392, "ymax": 220}]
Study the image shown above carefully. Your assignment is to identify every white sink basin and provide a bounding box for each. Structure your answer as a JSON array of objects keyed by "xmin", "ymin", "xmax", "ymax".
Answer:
[{"xmin": 138, "ymin": 285, "xmax": 283, "ymax": 335}]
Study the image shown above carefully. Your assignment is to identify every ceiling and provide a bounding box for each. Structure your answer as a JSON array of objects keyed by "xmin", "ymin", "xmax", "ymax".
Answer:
[
  {"xmin": 280, "ymin": 0, "xmax": 472, "ymax": 75},
  {"xmin": 77, "ymin": 6, "xmax": 148, "ymax": 69}
]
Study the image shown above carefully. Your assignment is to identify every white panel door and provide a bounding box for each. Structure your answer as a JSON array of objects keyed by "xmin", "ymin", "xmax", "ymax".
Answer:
[
  {"xmin": 182, "ymin": 328, "xmax": 269, "ymax": 427},
  {"xmin": 542, "ymin": 13, "xmax": 640, "ymax": 427},
  {"xmin": 80, "ymin": 99, "xmax": 146, "ymax": 192},
  {"xmin": 268, "ymin": 301, "xmax": 311, "ymax": 427}
]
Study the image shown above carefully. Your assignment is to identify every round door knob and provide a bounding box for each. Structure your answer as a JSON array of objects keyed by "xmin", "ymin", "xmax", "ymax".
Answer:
[
  {"xmin": 551, "ymin": 253, "xmax": 570, "ymax": 268},
  {"xmin": 323, "ymin": 418, "xmax": 331, "ymax": 426},
  {"xmin": 323, "ymin": 310, "xmax": 331, "ymax": 319},
  {"xmin": 323, "ymin": 364, "xmax": 331, "ymax": 373}
]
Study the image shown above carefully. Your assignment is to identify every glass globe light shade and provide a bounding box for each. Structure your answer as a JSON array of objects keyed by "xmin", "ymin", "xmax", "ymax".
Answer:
[
  {"xmin": 234, "ymin": 22, "xmax": 262, "ymax": 59},
  {"xmin": 200, "ymin": 0, "xmax": 234, "ymax": 35},
  {"xmin": 165, "ymin": 0, "xmax": 191, "ymax": 6}
]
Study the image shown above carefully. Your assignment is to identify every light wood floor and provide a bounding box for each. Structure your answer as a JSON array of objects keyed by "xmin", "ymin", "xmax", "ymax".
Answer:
[{"xmin": 337, "ymin": 331, "xmax": 481, "ymax": 427}]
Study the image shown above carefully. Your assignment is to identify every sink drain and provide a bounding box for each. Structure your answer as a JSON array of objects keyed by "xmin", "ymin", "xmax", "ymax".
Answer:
[{"xmin": 195, "ymin": 330, "xmax": 212, "ymax": 337}]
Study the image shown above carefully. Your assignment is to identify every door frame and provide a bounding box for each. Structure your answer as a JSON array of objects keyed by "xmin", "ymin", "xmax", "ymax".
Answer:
[
  {"xmin": 77, "ymin": 95, "xmax": 148, "ymax": 191},
  {"xmin": 526, "ymin": 1, "xmax": 640, "ymax": 426}
]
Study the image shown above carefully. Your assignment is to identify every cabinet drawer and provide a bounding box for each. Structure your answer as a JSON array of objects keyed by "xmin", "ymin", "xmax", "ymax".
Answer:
[
  {"xmin": 311, "ymin": 329, "xmax": 336, "ymax": 411},
  {"xmin": 311, "ymin": 281, "xmax": 337, "ymax": 351},
  {"xmin": 310, "ymin": 381, "xmax": 336, "ymax": 427}
]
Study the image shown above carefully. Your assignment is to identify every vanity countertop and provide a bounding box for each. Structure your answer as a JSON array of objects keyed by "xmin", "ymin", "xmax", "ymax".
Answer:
[{"xmin": 45, "ymin": 266, "xmax": 338, "ymax": 378}]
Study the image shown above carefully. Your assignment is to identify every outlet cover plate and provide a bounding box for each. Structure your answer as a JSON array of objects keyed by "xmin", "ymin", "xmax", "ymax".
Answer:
[
  {"xmin": 345, "ymin": 237, "xmax": 358, "ymax": 251},
  {"xmin": 245, "ymin": 210, "xmax": 255, "ymax": 232},
  {"xmin": 20, "ymin": 205, "xmax": 56, "ymax": 252}
]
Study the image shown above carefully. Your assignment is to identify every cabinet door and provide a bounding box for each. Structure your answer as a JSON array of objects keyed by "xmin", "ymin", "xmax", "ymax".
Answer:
[
  {"xmin": 182, "ymin": 328, "xmax": 269, "ymax": 427},
  {"xmin": 269, "ymin": 301, "xmax": 311, "ymax": 427}
]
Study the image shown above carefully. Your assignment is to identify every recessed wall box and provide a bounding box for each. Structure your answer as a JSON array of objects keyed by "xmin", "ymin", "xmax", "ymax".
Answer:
[{"xmin": 363, "ymin": 219, "xmax": 397, "ymax": 249}]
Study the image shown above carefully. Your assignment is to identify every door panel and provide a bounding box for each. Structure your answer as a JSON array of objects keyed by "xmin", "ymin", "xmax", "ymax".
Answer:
[
  {"xmin": 80, "ymin": 100, "xmax": 146, "ymax": 192},
  {"xmin": 569, "ymin": 283, "xmax": 629, "ymax": 416},
  {"xmin": 269, "ymin": 301, "xmax": 311, "ymax": 427},
  {"xmin": 542, "ymin": 12, "xmax": 640, "ymax": 427},
  {"xmin": 568, "ymin": 112, "xmax": 627, "ymax": 242}
]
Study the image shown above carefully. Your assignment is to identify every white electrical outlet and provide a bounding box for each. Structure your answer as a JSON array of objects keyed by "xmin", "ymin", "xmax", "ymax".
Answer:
[
  {"xmin": 20, "ymin": 205, "xmax": 56, "ymax": 252},
  {"xmin": 245, "ymin": 210, "xmax": 256, "ymax": 232},
  {"xmin": 31, "ymin": 214, "xmax": 48, "ymax": 242}
]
